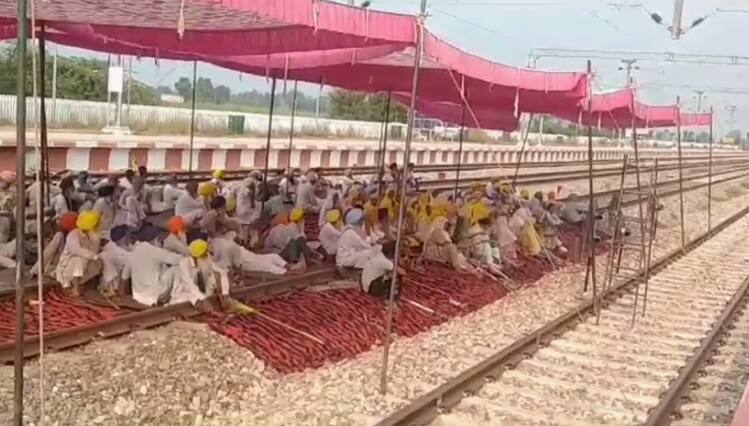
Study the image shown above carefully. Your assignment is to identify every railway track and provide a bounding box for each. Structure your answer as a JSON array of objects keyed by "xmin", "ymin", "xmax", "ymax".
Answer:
[
  {"xmin": 0, "ymin": 268, "xmax": 335, "ymax": 363},
  {"xmin": 4, "ymin": 161, "xmax": 749, "ymax": 363},
  {"xmin": 54, "ymin": 153, "xmax": 746, "ymax": 185},
  {"xmin": 377, "ymin": 205, "xmax": 749, "ymax": 426}
]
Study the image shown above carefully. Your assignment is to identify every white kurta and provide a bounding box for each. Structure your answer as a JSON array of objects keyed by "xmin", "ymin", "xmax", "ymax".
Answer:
[
  {"xmin": 163, "ymin": 233, "xmax": 191, "ymax": 256},
  {"xmin": 265, "ymin": 224, "xmax": 301, "ymax": 252},
  {"xmin": 211, "ymin": 237, "xmax": 287, "ymax": 275},
  {"xmin": 93, "ymin": 197, "xmax": 116, "ymax": 239},
  {"xmin": 55, "ymin": 229, "xmax": 100, "ymax": 288},
  {"xmin": 336, "ymin": 226, "xmax": 376, "ymax": 268},
  {"xmin": 295, "ymin": 182, "xmax": 319, "ymax": 211},
  {"xmin": 118, "ymin": 188, "xmax": 146, "ymax": 229},
  {"xmin": 235, "ymin": 185, "xmax": 260, "ymax": 224},
  {"xmin": 51, "ymin": 193, "xmax": 70, "ymax": 219},
  {"xmin": 319, "ymin": 223, "xmax": 342, "ymax": 256},
  {"xmin": 129, "ymin": 242, "xmax": 184, "ymax": 306},
  {"xmin": 170, "ymin": 256, "xmax": 230, "ymax": 306},
  {"xmin": 99, "ymin": 241, "xmax": 132, "ymax": 285},
  {"xmin": 360, "ymin": 250, "xmax": 393, "ymax": 293},
  {"xmin": 174, "ymin": 193, "xmax": 206, "ymax": 225},
  {"xmin": 162, "ymin": 184, "xmax": 185, "ymax": 210}
]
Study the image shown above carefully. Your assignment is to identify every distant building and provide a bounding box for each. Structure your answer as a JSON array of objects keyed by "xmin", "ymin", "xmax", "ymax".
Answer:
[{"xmin": 160, "ymin": 93, "xmax": 184, "ymax": 104}]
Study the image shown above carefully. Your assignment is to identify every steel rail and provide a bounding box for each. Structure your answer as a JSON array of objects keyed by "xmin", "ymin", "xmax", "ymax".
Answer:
[
  {"xmin": 420, "ymin": 157, "xmax": 749, "ymax": 191},
  {"xmin": 644, "ymin": 275, "xmax": 749, "ymax": 425},
  {"xmin": 375, "ymin": 204, "xmax": 749, "ymax": 426},
  {"xmin": 37, "ymin": 153, "xmax": 747, "ymax": 185},
  {"xmin": 0, "ymin": 268, "xmax": 335, "ymax": 363}
]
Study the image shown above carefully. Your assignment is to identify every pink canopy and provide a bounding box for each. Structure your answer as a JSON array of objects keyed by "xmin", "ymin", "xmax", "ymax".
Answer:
[
  {"xmin": 208, "ymin": 31, "xmax": 589, "ymax": 115},
  {"xmin": 556, "ymin": 88, "xmax": 687, "ymax": 129},
  {"xmin": 680, "ymin": 112, "xmax": 713, "ymax": 127},
  {"xmin": 0, "ymin": 0, "xmax": 417, "ymax": 55},
  {"xmin": 393, "ymin": 94, "xmax": 519, "ymax": 132},
  {"xmin": 1, "ymin": 5, "xmax": 588, "ymax": 118}
]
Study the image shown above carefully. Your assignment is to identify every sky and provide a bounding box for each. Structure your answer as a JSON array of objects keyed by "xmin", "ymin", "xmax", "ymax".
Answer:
[{"xmin": 49, "ymin": 0, "xmax": 749, "ymax": 134}]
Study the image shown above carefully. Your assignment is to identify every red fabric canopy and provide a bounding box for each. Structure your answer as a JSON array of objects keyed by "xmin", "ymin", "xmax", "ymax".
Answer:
[
  {"xmin": 556, "ymin": 88, "xmax": 693, "ymax": 129},
  {"xmin": 0, "ymin": 0, "xmax": 417, "ymax": 55},
  {"xmin": 393, "ymin": 94, "xmax": 519, "ymax": 132},
  {"xmin": 680, "ymin": 112, "xmax": 713, "ymax": 127},
  {"xmin": 210, "ymin": 31, "xmax": 588, "ymax": 115},
  {"xmin": 1, "ymin": 6, "xmax": 588, "ymax": 118}
]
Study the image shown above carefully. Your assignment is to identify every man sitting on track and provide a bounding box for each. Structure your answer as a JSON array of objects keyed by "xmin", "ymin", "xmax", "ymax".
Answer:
[
  {"xmin": 265, "ymin": 208, "xmax": 321, "ymax": 272},
  {"xmin": 360, "ymin": 240, "xmax": 399, "ymax": 299},
  {"xmin": 170, "ymin": 239, "xmax": 231, "ymax": 311},
  {"xmin": 318, "ymin": 209, "xmax": 343, "ymax": 260},
  {"xmin": 199, "ymin": 196, "xmax": 240, "ymax": 240},
  {"xmin": 175, "ymin": 182, "xmax": 207, "ymax": 227},
  {"xmin": 99, "ymin": 224, "xmax": 132, "ymax": 298},
  {"xmin": 55, "ymin": 210, "xmax": 103, "ymax": 297},
  {"xmin": 128, "ymin": 225, "xmax": 184, "ymax": 307},
  {"xmin": 163, "ymin": 216, "xmax": 191, "ymax": 256}
]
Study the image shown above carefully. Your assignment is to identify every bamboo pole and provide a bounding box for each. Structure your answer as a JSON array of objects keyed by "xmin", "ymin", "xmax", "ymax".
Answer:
[
  {"xmin": 380, "ymin": 0, "xmax": 427, "ymax": 395},
  {"xmin": 286, "ymin": 80, "xmax": 298, "ymax": 169},
  {"xmin": 187, "ymin": 61, "xmax": 198, "ymax": 172},
  {"xmin": 378, "ymin": 92, "xmax": 392, "ymax": 196},
  {"xmin": 707, "ymin": 107, "xmax": 714, "ymax": 232},
  {"xmin": 511, "ymin": 114, "xmax": 534, "ymax": 187},
  {"xmin": 584, "ymin": 60, "xmax": 598, "ymax": 317},
  {"xmin": 676, "ymin": 96, "xmax": 686, "ymax": 248},
  {"xmin": 261, "ymin": 77, "xmax": 277, "ymax": 212},
  {"xmin": 453, "ymin": 104, "xmax": 466, "ymax": 200},
  {"xmin": 13, "ymin": 0, "xmax": 28, "ymax": 422}
]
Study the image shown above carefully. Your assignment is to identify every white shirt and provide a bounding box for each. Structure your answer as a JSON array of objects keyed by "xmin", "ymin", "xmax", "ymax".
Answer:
[
  {"xmin": 163, "ymin": 233, "xmax": 191, "ymax": 256},
  {"xmin": 174, "ymin": 193, "xmax": 206, "ymax": 223},
  {"xmin": 235, "ymin": 185, "xmax": 260, "ymax": 224},
  {"xmin": 51, "ymin": 193, "xmax": 70, "ymax": 219},
  {"xmin": 118, "ymin": 187, "xmax": 146, "ymax": 228},
  {"xmin": 336, "ymin": 226, "xmax": 372, "ymax": 268},
  {"xmin": 163, "ymin": 184, "xmax": 185, "ymax": 209},
  {"xmin": 170, "ymin": 256, "xmax": 229, "ymax": 306},
  {"xmin": 295, "ymin": 181, "xmax": 319, "ymax": 211},
  {"xmin": 265, "ymin": 223, "xmax": 301, "ymax": 252},
  {"xmin": 319, "ymin": 223, "xmax": 342, "ymax": 255},
  {"xmin": 99, "ymin": 241, "xmax": 131, "ymax": 284},
  {"xmin": 360, "ymin": 250, "xmax": 393, "ymax": 293},
  {"xmin": 92, "ymin": 197, "xmax": 115, "ymax": 237},
  {"xmin": 129, "ymin": 242, "xmax": 184, "ymax": 306}
]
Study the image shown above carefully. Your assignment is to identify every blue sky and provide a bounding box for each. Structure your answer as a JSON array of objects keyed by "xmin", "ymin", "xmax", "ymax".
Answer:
[{"xmin": 51, "ymin": 0, "xmax": 749, "ymax": 132}]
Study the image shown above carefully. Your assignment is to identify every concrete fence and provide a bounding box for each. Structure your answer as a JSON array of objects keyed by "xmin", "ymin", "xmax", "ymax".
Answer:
[{"xmin": 0, "ymin": 95, "xmax": 394, "ymax": 139}]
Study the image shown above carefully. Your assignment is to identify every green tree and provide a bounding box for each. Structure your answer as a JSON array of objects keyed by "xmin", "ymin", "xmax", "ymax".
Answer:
[
  {"xmin": 328, "ymin": 89, "xmax": 406, "ymax": 122},
  {"xmin": 214, "ymin": 85, "xmax": 231, "ymax": 104},
  {"xmin": 174, "ymin": 77, "xmax": 192, "ymax": 101}
]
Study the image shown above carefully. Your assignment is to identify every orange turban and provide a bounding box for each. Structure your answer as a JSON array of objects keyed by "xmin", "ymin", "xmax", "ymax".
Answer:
[
  {"xmin": 167, "ymin": 216, "xmax": 186, "ymax": 234},
  {"xmin": 59, "ymin": 212, "xmax": 78, "ymax": 233}
]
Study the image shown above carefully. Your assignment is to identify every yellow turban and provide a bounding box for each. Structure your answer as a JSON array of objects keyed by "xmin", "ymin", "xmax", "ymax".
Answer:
[
  {"xmin": 189, "ymin": 239, "xmax": 209, "ymax": 258},
  {"xmin": 290, "ymin": 208, "xmax": 304, "ymax": 223},
  {"xmin": 199, "ymin": 182, "xmax": 217, "ymax": 198},
  {"xmin": 326, "ymin": 209, "xmax": 341, "ymax": 224},
  {"xmin": 76, "ymin": 211, "xmax": 100, "ymax": 232},
  {"xmin": 213, "ymin": 169, "xmax": 225, "ymax": 179}
]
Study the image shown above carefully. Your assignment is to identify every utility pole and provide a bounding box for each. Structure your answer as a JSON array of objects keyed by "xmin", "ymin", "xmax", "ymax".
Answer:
[
  {"xmin": 693, "ymin": 90, "xmax": 705, "ymax": 112},
  {"xmin": 672, "ymin": 0, "xmax": 685, "ymax": 40},
  {"xmin": 51, "ymin": 46, "xmax": 57, "ymax": 126},
  {"xmin": 619, "ymin": 59, "xmax": 638, "ymax": 87}
]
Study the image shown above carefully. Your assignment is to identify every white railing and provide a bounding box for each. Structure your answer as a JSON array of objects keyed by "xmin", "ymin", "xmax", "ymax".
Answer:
[{"xmin": 0, "ymin": 94, "xmax": 393, "ymax": 139}]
